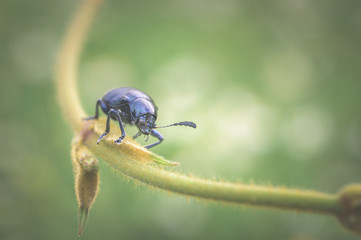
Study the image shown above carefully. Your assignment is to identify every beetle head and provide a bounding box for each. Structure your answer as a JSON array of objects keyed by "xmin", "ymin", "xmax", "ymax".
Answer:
[{"xmin": 137, "ymin": 114, "xmax": 156, "ymax": 135}]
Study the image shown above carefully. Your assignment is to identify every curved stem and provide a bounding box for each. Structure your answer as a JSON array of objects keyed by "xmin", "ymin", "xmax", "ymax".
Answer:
[
  {"xmin": 83, "ymin": 130, "xmax": 341, "ymax": 215},
  {"xmin": 56, "ymin": 0, "xmax": 342, "ymax": 216},
  {"xmin": 56, "ymin": 0, "xmax": 104, "ymax": 132},
  {"xmin": 55, "ymin": 0, "xmax": 361, "ymax": 235}
]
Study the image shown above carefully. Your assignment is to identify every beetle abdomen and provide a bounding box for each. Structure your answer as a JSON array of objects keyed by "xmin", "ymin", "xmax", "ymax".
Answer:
[
  {"xmin": 101, "ymin": 87, "xmax": 157, "ymax": 124},
  {"xmin": 102, "ymin": 87, "xmax": 152, "ymax": 108}
]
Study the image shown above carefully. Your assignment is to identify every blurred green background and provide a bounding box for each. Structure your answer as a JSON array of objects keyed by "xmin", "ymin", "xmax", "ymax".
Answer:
[{"xmin": 1, "ymin": 0, "xmax": 361, "ymax": 239}]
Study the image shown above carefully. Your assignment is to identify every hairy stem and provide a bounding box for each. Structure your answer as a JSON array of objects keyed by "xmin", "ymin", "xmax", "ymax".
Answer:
[
  {"xmin": 56, "ymin": 0, "xmax": 104, "ymax": 132},
  {"xmin": 83, "ymin": 129, "xmax": 340, "ymax": 215},
  {"xmin": 56, "ymin": 0, "xmax": 361, "ymax": 235},
  {"xmin": 56, "ymin": 0, "xmax": 341, "ymax": 216}
]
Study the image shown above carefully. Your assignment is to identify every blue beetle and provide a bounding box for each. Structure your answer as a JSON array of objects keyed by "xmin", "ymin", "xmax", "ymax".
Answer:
[{"xmin": 84, "ymin": 87, "xmax": 196, "ymax": 149}]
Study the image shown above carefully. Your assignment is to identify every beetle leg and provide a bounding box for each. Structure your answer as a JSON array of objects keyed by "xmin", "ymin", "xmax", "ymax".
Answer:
[
  {"xmin": 144, "ymin": 129, "xmax": 164, "ymax": 149},
  {"xmin": 96, "ymin": 108, "xmax": 112, "ymax": 144},
  {"xmin": 97, "ymin": 109, "xmax": 126, "ymax": 145},
  {"xmin": 84, "ymin": 99, "xmax": 107, "ymax": 120},
  {"xmin": 133, "ymin": 131, "xmax": 141, "ymax": 139},
  {"xmin": 110, "ymin": 109, "xmax": 126, "ymax": 144}
]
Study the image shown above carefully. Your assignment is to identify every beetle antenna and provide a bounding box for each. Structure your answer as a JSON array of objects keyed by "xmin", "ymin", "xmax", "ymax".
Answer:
[{"xmin": 154, "ymin": 121, "xmax": 196, "ymax": 129}]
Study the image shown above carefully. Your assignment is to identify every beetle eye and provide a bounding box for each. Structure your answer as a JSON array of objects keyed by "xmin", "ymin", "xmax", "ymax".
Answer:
[
  {"xmin": 146, "ymin": 115, "xmax": 155, "ymax": 128},
  {"xmin": 138, "ymin": 116, "xmax": 146, "ymax": 126}
]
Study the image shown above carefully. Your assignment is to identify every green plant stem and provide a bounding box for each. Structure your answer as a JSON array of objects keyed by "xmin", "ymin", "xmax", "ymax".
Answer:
[
  {"xmin": 56, "ymin": 0, "xmax": 341, "ymax": 216},
  {"xmin": 83, "ymin": 130, "xmax": 341, "ymax": 215},
  {"xmin": 56, "ymin": 0, "xmax": 104, "ymax": 132},
  {"xmin": 55, "ymin": 0, "xmax": 361, "ymax": 235}
]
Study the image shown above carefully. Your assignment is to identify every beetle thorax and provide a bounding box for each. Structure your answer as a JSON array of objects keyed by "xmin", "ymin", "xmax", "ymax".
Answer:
[{"xmin": 130, "ymin": 98, "xmax": 157, "ymax": 121}]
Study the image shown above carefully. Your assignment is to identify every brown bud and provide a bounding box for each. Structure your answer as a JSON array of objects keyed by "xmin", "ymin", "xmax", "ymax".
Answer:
[{"xmin": 71, "ymin": 141, "xmax": 100, "ymax": 236}]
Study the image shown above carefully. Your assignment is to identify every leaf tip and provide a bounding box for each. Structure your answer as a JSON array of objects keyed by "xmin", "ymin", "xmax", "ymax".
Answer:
[{"xmin": 78, "ymin": 206, "xmax": 89, "ymax": 236}]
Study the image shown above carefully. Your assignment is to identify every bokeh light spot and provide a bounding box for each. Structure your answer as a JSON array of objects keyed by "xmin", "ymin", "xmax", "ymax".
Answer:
[
  {"xmin": 262, "ymin": 47, "xmax": 313, "ymax": 101},
  {"xmin": 281, "ymin": 106, "xmax": 334, "ymax": 159}
]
